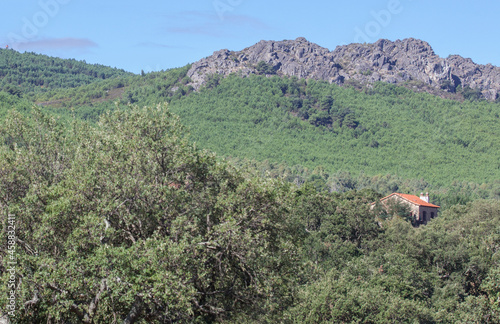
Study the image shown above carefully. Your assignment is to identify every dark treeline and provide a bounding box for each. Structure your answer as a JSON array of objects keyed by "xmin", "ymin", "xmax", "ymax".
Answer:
[{"xmin": 0, "ymin": 48, "xmax": 131, "ymax": 94}]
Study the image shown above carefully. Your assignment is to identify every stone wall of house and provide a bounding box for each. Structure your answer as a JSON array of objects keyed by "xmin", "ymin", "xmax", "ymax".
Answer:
[{"xmin": 418, "ymin": 206, "xmax": 438, "ymax": 224}]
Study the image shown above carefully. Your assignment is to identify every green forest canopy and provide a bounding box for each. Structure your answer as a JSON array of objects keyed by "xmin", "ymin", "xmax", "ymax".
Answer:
[
  {"xmin": 166, "ymin": 74, "xmax": 500, "ymax": 186},
  {"xmin": 0, "ymin": 48, "xmax": 131, "ymax": 94},
  {"xmin": 0, "ymin": 105, "xmax": 499, "ymax": 322}
]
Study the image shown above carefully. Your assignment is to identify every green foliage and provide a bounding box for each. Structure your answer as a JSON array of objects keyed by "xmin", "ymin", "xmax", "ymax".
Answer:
[
  {"xmin": 4, "ymin": 65, "xmax": 499, "ymax": 206},
  {"xmin": 9, "ymin": 61, "xmax": 500, "ymax": 201},
  {"xmin": 255, "ymin": 61, "xmax": 277, "ymax": 75},
  {"xmin": 0, "ymin": 48, "xmax": 131, "ymax": 94},
  {"xmin": 458, "ymin": 85, "xmax": 484, "ymax": 101},
  {"xmin": 205, "ymin": 73, "xmax": 222, "ymax": 89},
  {"xmin": 0, "ymin": 105, "xmax": 302, "ymax": 322},
  {"xmin": 1, "ymin": 101, "xmax": 499, "ymax": 322},
  {"xmin": 361, "ymin": 69, "xmax": 372, "ymax": 76},
  {"xmin": 372, "ymin": 198, "xmax": 413, "ymax": 222},
  {"xmin": 225, "ymin": 158, "xmax": 500, "ymax": 210},
  {"xmin": 287, "ymin": 199, "xmax": 500, "ymax": 323},
  {"xmin": 30, "ymin": 65, "xmax": 192, "ymax": 112},
  {"xmin": 2, "ymin": 57, "xmax": 500, "ymax": 321},
  {"xmin": 2, "ymin": 85, "xmax": 23, "ymax": 98},
  {"xmin": 161, "ymin": 75, "xmax": 500, "ymax": 197},
  {"xmin": 287, "ymin": 262, "xmax": 436, "ymax": 323}
]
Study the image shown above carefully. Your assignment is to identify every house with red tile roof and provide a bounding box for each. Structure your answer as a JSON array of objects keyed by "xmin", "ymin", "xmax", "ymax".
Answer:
[{"xmin": 374, "ymin": 192, "xmax": 440, "ymax": 225}]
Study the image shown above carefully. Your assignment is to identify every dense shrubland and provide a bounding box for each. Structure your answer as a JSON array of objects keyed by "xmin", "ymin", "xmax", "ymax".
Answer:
[{"xmin": 0, "ymin": 106, "xmax": 498, "ymax": 322}]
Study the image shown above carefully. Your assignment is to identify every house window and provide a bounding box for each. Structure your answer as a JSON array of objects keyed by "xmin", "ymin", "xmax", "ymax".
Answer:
[
  {"xmin": 423, "ymin": 211, "xmax": 427, "ymax": 223},
  {"xmin": 431, "ymin": 212, "xmax": 435, "ymax": 219}
]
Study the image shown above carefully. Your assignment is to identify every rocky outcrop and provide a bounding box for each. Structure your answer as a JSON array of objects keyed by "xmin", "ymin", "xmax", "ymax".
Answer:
[{"xmin": 187, "ymin": 37, "xmax": 500, "ymax": 100}]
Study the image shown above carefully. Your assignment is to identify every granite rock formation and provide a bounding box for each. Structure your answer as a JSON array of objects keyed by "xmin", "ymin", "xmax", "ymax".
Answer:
[{"xmin": 187, "ymin": 37, "xmax": 500, "ymax": 100}]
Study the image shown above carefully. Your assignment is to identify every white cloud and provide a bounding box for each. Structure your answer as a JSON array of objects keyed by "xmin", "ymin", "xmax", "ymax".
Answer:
[{"xmin": 14, "ymin": 37, "xmax": 97, "ymax": 51}]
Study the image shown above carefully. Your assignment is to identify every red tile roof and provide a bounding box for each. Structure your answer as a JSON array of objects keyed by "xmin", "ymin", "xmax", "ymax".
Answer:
[{"xmin": 379, "ymin": 193, "xmax": 440, "ymax": 208}]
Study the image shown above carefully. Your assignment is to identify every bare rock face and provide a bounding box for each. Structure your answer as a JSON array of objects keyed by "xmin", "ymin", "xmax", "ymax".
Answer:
[{"xmin": 187, "ymin": 37, "xmax": 500, "ymax": 100}]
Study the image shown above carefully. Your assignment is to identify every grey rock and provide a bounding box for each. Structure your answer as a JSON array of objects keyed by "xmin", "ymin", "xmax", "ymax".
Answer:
[{"xmin": 187, "ymin": 37, "xmax": 500, "ymax": 100}]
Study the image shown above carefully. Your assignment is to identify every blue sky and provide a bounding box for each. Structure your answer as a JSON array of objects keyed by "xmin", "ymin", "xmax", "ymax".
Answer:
[{"xmin": 1, "ymin": 0, "xmax": 499, "ymax": 74}]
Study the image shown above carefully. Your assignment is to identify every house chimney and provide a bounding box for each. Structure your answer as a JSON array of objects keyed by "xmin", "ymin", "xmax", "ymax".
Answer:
[{"xmin": 420, "ymin": 192, "xmax": 429, "ymax": 203}]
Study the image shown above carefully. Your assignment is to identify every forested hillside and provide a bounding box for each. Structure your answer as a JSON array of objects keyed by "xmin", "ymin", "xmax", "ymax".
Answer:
[
  {"xmin": 0, "ymin": 46, "xmax": 499, "ymax": 322},
  {"xmin": 167, "ymin": 74, "xmax": 500, "ymax": 185},
  {"xmin": 164, "ymin": 74, "xmax": 500, "ymax": 207},
  {"xmin": 0, "ymin": 48, "xmax": 131, "ymax": 95},
  {"xmin": 2, "ymin": 54, "xmax": 498, "ymax": 207}
]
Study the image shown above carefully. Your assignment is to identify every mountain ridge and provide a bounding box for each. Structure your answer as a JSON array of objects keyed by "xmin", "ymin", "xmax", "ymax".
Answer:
[{"xmin": 187, "ymin": 37, "xmax": 500, "ymax": 101}]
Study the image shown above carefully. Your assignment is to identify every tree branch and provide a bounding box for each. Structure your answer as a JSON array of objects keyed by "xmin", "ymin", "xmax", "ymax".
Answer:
[
  {"xmin": 24, "ymin": 291, "xmax": 39, "ymax": 308},
  {"xmin": 124, "ymin": 230, "xmax": 137, "ymax": 244},
  {"xmin": 69, "ymin": 303, "xmax": 86, "ymax": 322},
  {"xmin": 84, "ymin": 279, "xmax": 107, "ymax": 323},
  {"xmin": 123, "ymin": 296, "xmax": 143, "ymax": 324},
  {"xmin": 16, "ymin": 237, "xmax": 37, "ymax": 255}
]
